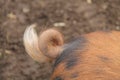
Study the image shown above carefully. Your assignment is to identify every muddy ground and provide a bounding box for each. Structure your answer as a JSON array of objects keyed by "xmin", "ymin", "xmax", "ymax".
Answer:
[{"xmin": 0, "ymin": 0, "xmax": 120, "ymax": 80}]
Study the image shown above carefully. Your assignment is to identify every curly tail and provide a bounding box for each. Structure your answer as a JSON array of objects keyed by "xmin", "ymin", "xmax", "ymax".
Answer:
[{"xmin": 23, "ymin": 24, "xmax": 64, "ymax": 62}]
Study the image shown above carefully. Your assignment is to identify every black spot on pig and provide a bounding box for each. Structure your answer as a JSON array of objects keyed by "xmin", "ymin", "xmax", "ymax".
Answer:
[
  {"xmin": 97, "ymin": 55, "xmax": 110, "ymax": 62},
  {"xmin": 54, "ymin": 76, "xmax": 63, "ymax": 80},
  {"xmin": 54, "ymin": 36, "xmax": 86, "ymax": 68},
  {"xmin": 71, "ymin": 72, "xmax": 79, "ymax": 78},
  {"xmin": 65, "ymin": 56, "xmax": 78, "ymax": 69}
]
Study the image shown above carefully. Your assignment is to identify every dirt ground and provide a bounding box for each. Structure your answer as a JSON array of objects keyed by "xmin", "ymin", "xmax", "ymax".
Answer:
[{"xmin": 0, "ymin": 0, "xmax": 120, "ymax": 80}]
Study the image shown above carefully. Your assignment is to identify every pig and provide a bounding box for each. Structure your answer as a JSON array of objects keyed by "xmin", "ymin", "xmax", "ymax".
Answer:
[{"xmin": 23, "ymin": 24, "xmax": 120, "ymax": 80}]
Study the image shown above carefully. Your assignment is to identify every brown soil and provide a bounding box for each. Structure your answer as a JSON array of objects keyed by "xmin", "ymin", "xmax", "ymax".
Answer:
[{"xmin": 0, "ymin": 0, "xmax": 120, "ymax": 80}]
